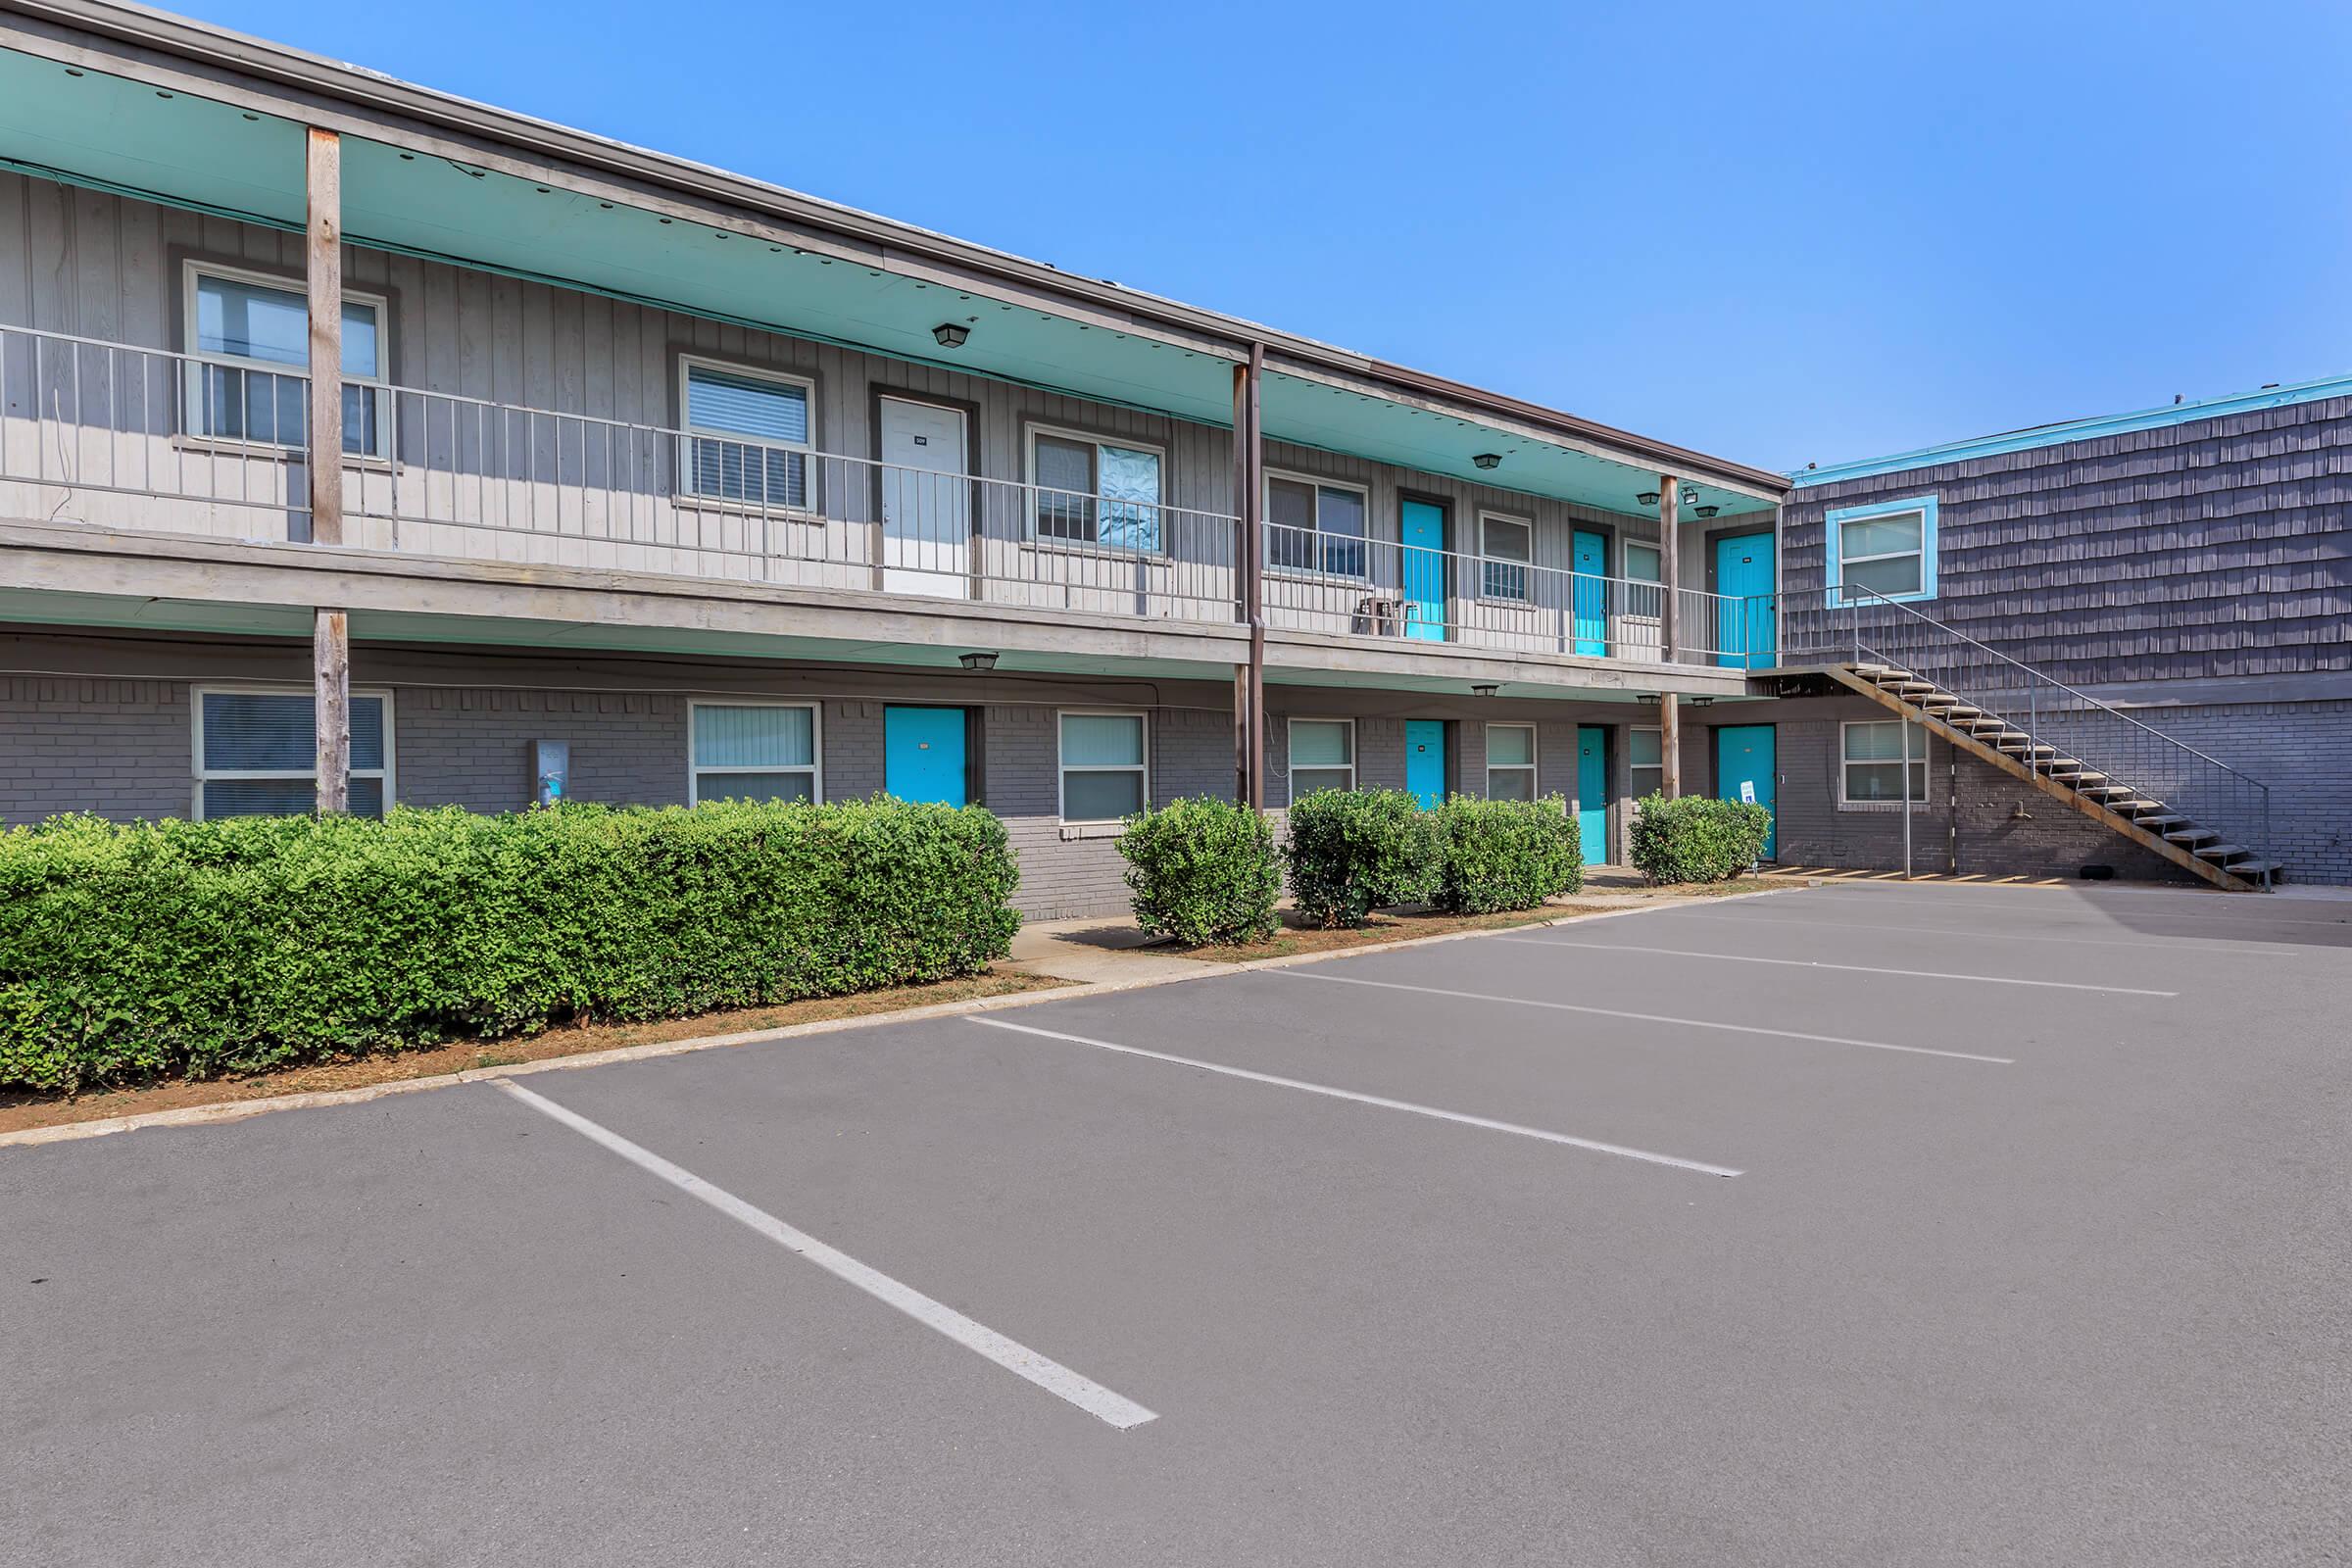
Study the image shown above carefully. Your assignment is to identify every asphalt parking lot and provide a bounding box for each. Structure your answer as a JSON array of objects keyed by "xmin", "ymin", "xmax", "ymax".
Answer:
[{"xmin": 7, "ymin": 882, "xmax": 2349, "ymax": 1566}]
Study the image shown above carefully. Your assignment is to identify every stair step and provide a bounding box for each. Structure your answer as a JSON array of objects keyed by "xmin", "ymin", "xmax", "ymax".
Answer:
[
  {"xmin": 2130, "ymin": 812, "xmax": 2187, "ymax": 829},
  {"xmin": 2227, "ymin": 859, "xmax": 2283, "ymax": 880},
  {"xmin": 2196, "ymin": 844, "xmax": 2250, "ymax": 861},
  {"xmin": 2081, "ymin": 783, "xmax": 2135, "ymax": 797},
  {"xmin": 1889, "ymin": 681, "xmax": 1937, "ymax": 696},
  {"xmin": 2166, "ymin": 827, "xmax": 2221, "ymax": 845},
  {"xmin": 2104, "ymin": 799, "xmax": 2164, "ymax": 814}
]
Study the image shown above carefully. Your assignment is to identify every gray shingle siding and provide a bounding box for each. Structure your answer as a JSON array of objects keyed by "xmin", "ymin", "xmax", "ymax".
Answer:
[{"xmin": 1785, "ymin": 398, "xmax": 2352, "ymax": 689}]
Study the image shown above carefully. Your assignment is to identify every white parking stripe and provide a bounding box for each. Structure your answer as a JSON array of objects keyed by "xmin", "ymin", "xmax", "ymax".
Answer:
[
  {"xmin": 967, "ymin": 1017, "xmax": 1741, "ymax": 1178},
  {"xmin": 1276, "ymin": 970, "xmax": 2014, "ymax": 1065},
  {"xmin": 1798, "ymin": 889, "xmax": 2351, "ymax": 927},
  {"xmin": 1674, "ymin": 906, "xmax": 2303, "ymax": 954},
  {"xmin": 489, "ymin": 1079, "xmax": 1158, "ymax": 1431},
  {"xmin": 1486, "ymin": 936, "xmax": 2178, "ymax": 996}
]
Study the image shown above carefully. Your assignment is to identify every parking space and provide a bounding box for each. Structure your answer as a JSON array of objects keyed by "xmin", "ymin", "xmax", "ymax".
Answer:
[{"xmin": 7, "ymin": 882, "xmax": 2347, "ymax": 1565}]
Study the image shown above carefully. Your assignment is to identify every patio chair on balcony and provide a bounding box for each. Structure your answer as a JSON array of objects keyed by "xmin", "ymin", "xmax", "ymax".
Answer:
[{"xmin": 1351, "ymin": 595, "xmax": 1405, "ymax": 636}]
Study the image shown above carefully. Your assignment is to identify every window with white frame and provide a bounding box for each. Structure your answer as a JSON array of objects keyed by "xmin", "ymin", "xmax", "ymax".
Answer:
[
  {"xmin": 185, "ymin": 264, "xmax": 388, "ymax": 457},
  {"xmin": 1480, "ymin": 514, "xmax": 1532, "ymax": 602},
  {"xmin": 691, "ymin": 702, "xmax": 820, "ymax": 804},
  {"xmin": 1623, "ymin": 541, "xmax": 1662, "ymax": 582},
  {"xmin": 1828, "ymin": 497, "xmax": 1937, "ymax": 604},
  {"xmin": 1630, "ymin": 725, "xmax": 1664, "ymax": 797},
  {"xmin": 1030, "ymin": 428, "xmax": 1164, "ymax": 551},
  {"xmin": 1840, "ymin": 718, "xmax": 1928, "ymax": 804},
  {"xmin": 681, "ymin": 359, "xmax": 812, "ymax": 509},
  {"xmin": 1288, "ymin": 717, "xmax": 1355, "ymax": 796},
  {"xmin": 1486, "ymin": 722, "xmax": 1537, "ymax": 801},
  {"xmin": 1266, "ymin": 474, "xmax": 1368, "ymax": 578},
  {"xmin": 193, "ymin": 687, "xmax": 390, "ymax": 819},
  {"xmin": 1058, "ymin": 710, "xmax": 1149, "ymax": 821}
]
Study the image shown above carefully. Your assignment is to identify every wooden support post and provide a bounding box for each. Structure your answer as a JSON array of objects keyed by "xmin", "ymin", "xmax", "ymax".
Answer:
[
  {"xmin": 1658, "ymin": 692, "xmax": 1681, "ymax": 801},
  {"xmin": 306, "ymin": 127, "xmax": 343, "ymax": 547},
  {"xmin": 1231, "ymin": 345, "xmax": 1266, "ymax": 809},
  {"xmin": 314, "ymin": 610, "xmax": 350, "ymax": 814},
  {"xmin": 307, "ymin": 126, "xmax": 350, "ymax": 814}
]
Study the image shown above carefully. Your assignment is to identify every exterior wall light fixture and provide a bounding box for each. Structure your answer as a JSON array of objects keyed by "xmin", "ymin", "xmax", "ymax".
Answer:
[
  {"xmin": 933, "ymin": 321, "xmax": 971, "ymax": 348},
  {"xmin": 958, "ymin": 651, "xmax": 999, "ymax": 670},
  {"xmin": 1472, "ymin": 453, "xmax": 1502, "ymax": 470}
]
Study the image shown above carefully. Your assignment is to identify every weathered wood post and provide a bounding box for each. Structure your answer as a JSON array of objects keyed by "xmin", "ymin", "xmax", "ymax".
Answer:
[
  {"xmin": 1657, "ymin": 474, "xmax": 1681, "ymax": 797},
  {"xmin": 307, "ymin": 125, "xmax": 350, "ymax": 814}
]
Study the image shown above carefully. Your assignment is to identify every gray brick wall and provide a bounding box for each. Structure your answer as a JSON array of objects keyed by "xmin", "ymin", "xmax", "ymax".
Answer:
[
  {"xmin": 0, "ymin": 676, "xmax": 190, "ymax": 823},
  {"xmin": 399, "ymin": 688, "xmax": 688, "ymax": 810}
]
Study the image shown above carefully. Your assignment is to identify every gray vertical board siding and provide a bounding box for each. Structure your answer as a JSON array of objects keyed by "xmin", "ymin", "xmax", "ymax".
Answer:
[
  {"xmin": 0, "ymin": 171, "xmax": 1677, "ymax": 635},
  {"xmin": 1782, "ymin": 400, "xmax": 2352, "ymax": 688}
]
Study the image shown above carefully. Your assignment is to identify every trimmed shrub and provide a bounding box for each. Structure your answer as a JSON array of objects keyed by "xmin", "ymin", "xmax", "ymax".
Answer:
[
  {"xmin": 1117, "ymin": 796, "xmax": 1282, "ymax": 947},
  {"xmin": 1432, "ymin": 795, "xmax": 1584, "ymax": 913},
  {"xmin": 1627, "ymin": 794, "xmax": 1772, "ymax": 885},
  {"xmin": 1285, "ymin": 788, "xmax": 1441, "ymax": 928},
  {"xmin": 0, "ymin": 799, "xmax": 1021, "ymax": 1094}
]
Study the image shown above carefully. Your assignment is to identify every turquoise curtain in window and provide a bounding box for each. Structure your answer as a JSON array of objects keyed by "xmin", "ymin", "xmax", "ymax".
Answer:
[{"xmin": 1096, "ymin": 445, "xmax": 1161, "ymax": 552}]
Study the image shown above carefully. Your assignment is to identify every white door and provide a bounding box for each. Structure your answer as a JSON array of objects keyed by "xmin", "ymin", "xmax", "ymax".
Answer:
[{"xmin": 878, "ymin": 396, "xmax": 969, "ymax": 597}]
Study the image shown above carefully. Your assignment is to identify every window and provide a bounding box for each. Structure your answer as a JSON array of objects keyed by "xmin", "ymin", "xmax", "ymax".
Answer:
[
  {"xmin": 682, "ymin": 358, "xmax": 812, "ymax": 509},
  {"xmin": 1480, "ymin": 514, "xmax": 1532, "ymax": 602},
  {"xmin": 1288, "ymin": 717, "xmax": 1355, "ymax": 796},
  {"xmin": 1630, "ymin": 725, "xmax": 1664, "ymax": 797},
  {"xmin": 185, "ymin": 265, "xmax": 387, "ymax": 456},
  {"xmin": 1486, "ymin": 723, "xmax": 1537, "ymax": 801},
  {"xmin": 1827, "ymin": 495, "xmax": 1938, "ymax": 604},
  {"xmin": 691, "ymin": 703, "xmax": 820, "ymax": 804},
  {"xmin": 1266, "ymin": 474, "xmax": 1368, "ymax": 578},
  {"xmin": 1841, "ymin": 719, "xmax": 1928, "ymax": 804},
  {"xmin": 1058, "ymin": 710, "xmax": 1149, "ymax": 821},
  {"xmin": 1029, "ymin": 428, "xmax": 1164, "ymax": 551},
  {"xmin": 1623, "ymin": 541, "xmax": 1662, "ymax": 582},
  {"xmin": 192, "ymin": 687, "xmax": 390, "ymax": 819}
]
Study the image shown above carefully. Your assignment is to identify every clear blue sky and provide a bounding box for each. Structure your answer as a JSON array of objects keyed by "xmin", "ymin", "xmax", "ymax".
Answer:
[{"xmin": 178, "ymin": 0, "xmax": 2352, "ymax": 471}]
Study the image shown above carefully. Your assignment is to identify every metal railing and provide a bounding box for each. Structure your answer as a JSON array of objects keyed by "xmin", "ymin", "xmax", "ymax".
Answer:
[
  {"xmin": 3, "ymin": 321, "xmax": 1783, "ymax": 669},
  {"xmin": 1784, "ymin": 585, "xmax": 2273, "ymax": 885},
  {"xmin": 1260, "ymin": 520, "xmax": 1774, "ymax": 666}
]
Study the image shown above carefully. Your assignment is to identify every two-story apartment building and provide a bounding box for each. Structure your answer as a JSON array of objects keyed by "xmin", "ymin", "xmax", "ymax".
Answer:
[{"xmin": 0, "ymin": 1, "xmax": 2337, "ymax": 904}]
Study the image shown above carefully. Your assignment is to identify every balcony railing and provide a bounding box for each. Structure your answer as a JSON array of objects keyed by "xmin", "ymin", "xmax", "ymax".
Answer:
[{"xmin": 1, "ymin": 322, "xmax": 1772, "ymax": 668}]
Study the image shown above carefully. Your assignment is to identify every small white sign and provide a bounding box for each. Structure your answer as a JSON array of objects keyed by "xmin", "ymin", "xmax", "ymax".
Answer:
[{"xmin": 1739, "ymin": 780, "xmax": 1757, "ymax": 805}]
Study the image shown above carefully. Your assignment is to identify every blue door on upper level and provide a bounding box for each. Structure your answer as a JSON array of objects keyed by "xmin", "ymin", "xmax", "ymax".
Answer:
[
  {"xmin": 1714, "ymin": 532, "xmax": 1777, "ymax": 669},
  {"xmin": 884, "ymin": 706, "xmax": 967, "ymax": 806},
  {"xmin": 1715, "ymin": 722, "xmax": 1776, "ymax": 859},
  {"xmin": 1401, "ymin": 499, "xmax": 1446, "ymax": 641},
  {"xmin": 1571, "ymin": 529, "xmax": 1608, "ymax": 657},
  {"xmin": 1405, "ymin": 719, "xmax": 1446, "ymax": 808},
  {"xmin": 1576, "ymin": 725, "xmax": 1609, "ymax": 865}
]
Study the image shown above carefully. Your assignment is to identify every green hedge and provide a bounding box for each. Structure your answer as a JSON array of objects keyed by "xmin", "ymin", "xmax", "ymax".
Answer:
[
  {"xmin": 1432, "ymin": 795, "xmax": 1584, "ymax": 913},
  {"xmin": 0, "ymin": 800, "xmax": 1021, "ymax": 1094},
  {"xmin": 1286, "ymin": 788, "xmax": 1441, "ymax": 927},
  {"xmin": 1117, "ymin": 796, "xmax": 1282, "ymax": 947},
  {"xmin": 1627, "ymin": 793, "xmax": 1772, "ymax": 885}
]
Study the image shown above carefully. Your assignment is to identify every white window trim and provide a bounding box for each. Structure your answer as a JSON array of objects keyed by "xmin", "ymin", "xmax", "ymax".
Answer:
[
  {"xmin": 1055, "ymin": 708, "xmax": 1151, "ymax": 825},
  {"xmin": 1485, "ymin": 721, "xmax": 1538, "ymax": 798},
  {"xmin": 1825, "ymin": 495, "xmax": 1938, "ymax": 605},
  {"xmin": 190, "ymin": 683, "xmax": 395, "ymax": 820},
  {"xmin": 1477, "ymin": 511, "xmax": 1535, "ymax": 605},
  {"xmin": 1024, "ymin": 423, "xmax": 1169, "ymax": 554},
  {"xmin": 688, "ymin": 700, "xmax": 824, "ymax": 806},
  {"xmin": 1838, "ymin": 717, "xmax": 1929, "ymax": 808},
  {"xmin": 1286, "ymin": 715, "xmax": 1357, "ymax": 798},
  {"xmin": 676, "ymin": 354, "xmax": 818, "ymax": 511},
  {"xmin": 1264, "ymin": 468, "xmax": 1373, "ymax": 583},
  {"xmin": 181, "ymin": 260, "xmax": 391, "ymax": 460}
]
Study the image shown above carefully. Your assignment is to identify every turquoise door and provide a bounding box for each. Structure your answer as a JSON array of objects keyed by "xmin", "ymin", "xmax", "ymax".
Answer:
[
  {"xmin": 1405, "ymin": 719, "xmax": 1446, "ymax": 807},
  {"xmin": 1715, "ymin": 723, "xmax": 1776, "ymax": 859},
  {"xmin": 884, "ymin": 706, "xmax": 966, "ymax": 806},
  {"xmin": 1400, "ymin": 499, "xmax": 1446, "ymax": 641},
  {"xmin": 1571, "ymin": 529, "xmax": 1608, "ymax": 656},
  {"xmin": 1576, "ymin": 725, "xmax": 1609, "ymax": 865},
  {"xmin": 1714, "ymin": 532, "xmax": 1777, "ymax": 669}
]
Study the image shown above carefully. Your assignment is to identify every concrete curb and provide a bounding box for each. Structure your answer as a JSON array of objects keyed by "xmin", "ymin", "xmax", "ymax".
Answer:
[{"xmin": 0, "ymin": 885, "xmax": 1788, "ymax": 1152}]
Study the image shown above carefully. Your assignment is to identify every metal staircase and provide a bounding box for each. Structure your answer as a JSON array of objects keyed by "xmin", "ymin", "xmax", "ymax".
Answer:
[{"xmin": 1781, "ymin": 588, "xmax": 2278, "ymax": 891}]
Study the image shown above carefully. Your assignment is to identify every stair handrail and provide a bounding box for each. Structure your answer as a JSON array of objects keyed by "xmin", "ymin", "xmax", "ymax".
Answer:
[{"xmin": 1789, "ymin": 583, "xmax": 2274, "ymax": 886}]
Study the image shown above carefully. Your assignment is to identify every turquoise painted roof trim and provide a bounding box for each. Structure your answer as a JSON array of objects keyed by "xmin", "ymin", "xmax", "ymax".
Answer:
[{"xmin": 1789, "ymin": 370, "xmax": 2352, "ymax": 488}]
